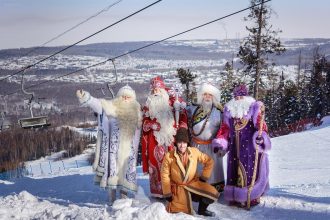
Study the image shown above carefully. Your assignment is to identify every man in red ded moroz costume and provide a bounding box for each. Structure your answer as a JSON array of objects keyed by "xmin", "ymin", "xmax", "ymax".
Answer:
[{"xmin": 141, "ymin": 76, "xmax": 188, "ymax": 198}]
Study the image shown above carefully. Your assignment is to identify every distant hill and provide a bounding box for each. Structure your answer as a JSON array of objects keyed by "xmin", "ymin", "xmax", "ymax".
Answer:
[
  {"xmin": 1, "ymin": 38, "xmax": 329, "ymax": 63},
  {"xmin": 1, "ymin": 38, "xmax": 330, "ymax": 126}
]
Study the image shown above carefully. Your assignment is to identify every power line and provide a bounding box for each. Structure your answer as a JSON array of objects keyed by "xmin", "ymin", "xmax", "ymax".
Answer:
[
  {"xmin": 4, "ymin": 0, "xmax": 271, "ymax": 96},
  {"xmin": 1, "ymin": 0, "xmax": 123, "ymax": 70},
  {"xmin": 0, "ymin": 0, "xmax": 162, "ymax": 82}
]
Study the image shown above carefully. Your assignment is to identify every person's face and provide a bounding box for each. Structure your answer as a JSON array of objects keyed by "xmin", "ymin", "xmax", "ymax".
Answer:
[
  {"xmin": 235, "ymin": 96, "xmax": 244, "ymax": 100},
  {"xmin": 122, "ymin": 95, "xmax": 132, "ymax": 102},
  {"xmin": 177, "ymin": 141, "xmax": 188, "ymax": 154},
  {"xmin": 203, "ymin": 93, "xmax": 213, "ymax": 103},
  {"xmin": 152, "ymin": 88, "xmax": 161, "ymax": 96}
]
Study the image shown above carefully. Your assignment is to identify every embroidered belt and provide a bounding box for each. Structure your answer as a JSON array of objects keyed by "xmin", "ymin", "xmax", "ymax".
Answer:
[
  {"xmin": 170, "ymin": 177, "xmax": 198, "ymax": 196},
  {"xmin": 192, "ymin": 137, "xmax": 212, "ymax": 145}
]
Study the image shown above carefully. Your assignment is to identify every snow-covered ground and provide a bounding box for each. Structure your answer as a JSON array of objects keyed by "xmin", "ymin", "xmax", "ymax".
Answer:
[{"xmin": 1, "ymin": 125, "xmax": 330, "ymax": 219}]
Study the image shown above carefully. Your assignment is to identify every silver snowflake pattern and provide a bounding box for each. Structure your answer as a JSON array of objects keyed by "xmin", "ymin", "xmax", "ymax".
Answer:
[{"xmin": 168, "ymin": 83, "xmax": 184, "ymax": 98}]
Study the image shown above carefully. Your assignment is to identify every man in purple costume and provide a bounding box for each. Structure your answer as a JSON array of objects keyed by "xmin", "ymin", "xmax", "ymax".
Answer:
[{"xmin": 212, "ymin": 84, "xmax": 271, "ymax": 209}]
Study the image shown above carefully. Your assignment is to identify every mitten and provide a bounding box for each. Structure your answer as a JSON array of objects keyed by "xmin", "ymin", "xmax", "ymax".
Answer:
[
  {"xmin": 256, "ymin": 135, "xmax": 264, "ymax": 145},
  {"xmin": 76, "ymin": 89, "xmax": 90, "ymax": 104},
  {"xmin": 150, "ymin": 122, "xmax": 161, "ymax": 131}
]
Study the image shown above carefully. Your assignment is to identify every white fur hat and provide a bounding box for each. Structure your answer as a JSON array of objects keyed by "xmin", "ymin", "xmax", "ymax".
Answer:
[
  {"xmin": 197, "ymin": 83, "xmax": 221, "ymax": 104},
  {"xmin": 116, "ymin": 85, "xmax": 136, "ymax": 100}
]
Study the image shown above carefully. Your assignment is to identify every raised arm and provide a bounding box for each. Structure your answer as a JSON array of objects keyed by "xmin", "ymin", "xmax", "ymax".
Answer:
[{"xmin": 76, "ymin": 90, "xmax": 102, "ymax": 114}]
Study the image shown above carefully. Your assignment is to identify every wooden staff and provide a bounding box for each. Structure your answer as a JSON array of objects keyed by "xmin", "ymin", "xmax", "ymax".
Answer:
[{"xmin": 247, "ymin": 104, "xmax": 265, "ymax": 210}]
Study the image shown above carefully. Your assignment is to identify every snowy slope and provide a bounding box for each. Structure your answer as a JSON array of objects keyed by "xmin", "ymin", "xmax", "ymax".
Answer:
[{"xmin": 1, "ymin": 125, "xmax": 330, "ymax": 220}]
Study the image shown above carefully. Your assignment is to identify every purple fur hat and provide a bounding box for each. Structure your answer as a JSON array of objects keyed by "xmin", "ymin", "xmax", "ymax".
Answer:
[{"xmin": 233, "ymin": 84, "xmax": 249, "ymax": 97}]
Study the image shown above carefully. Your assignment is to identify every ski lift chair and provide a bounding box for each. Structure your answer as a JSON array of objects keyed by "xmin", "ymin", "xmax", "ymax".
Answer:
[
  {"xmin": 19, "ymin": 115, "xmax": 50, "ymax": 129},
  {"xmin": 18, "ymin": 72, "xmax": 51, "ymax": 129}
]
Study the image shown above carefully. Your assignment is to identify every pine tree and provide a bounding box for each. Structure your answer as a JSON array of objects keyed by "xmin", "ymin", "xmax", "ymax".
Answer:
[
  {"xmin": 307, "ymin": 48, "xmax": 327, "ymax": 118},
  {"xmin": 324, "ymin": 58, "xmax": 330, "ymax": 115},
  {"xmin": 238, "ymin": 0, "xmax": 285, "ymax": 99},
  {"xmin": 272, "ymin": 71, "xmax": 285, "ymax": 130},
  {"xmin": 264, "ymin": 65, "xmax": 280, "ymax": 131},
  {"xmin": 289, "ymin": 51, "xmax": 310, "ymax": 122},
  {"xmin": 282, "ymin": 80, "xmax": 300, "ymax": 125},
  {"xmin": 220, "ymin": 61, "xmax": 236, "ymax": 103}
]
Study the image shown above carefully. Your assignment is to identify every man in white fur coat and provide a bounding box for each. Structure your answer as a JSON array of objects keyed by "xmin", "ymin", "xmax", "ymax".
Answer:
[
  {"xmin": 186, "ymin": 83, "xmax": 225, "ymax": 192},
  {"xmin": 76, "ymin": 85, "xmax": 142, "ymax": 203}
]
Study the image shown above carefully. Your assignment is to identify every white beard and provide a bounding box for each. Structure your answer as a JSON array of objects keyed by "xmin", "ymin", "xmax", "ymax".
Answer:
[
  {"xmin": 201, "ymin": 100, "xmax": 213, "ymax": 113},
  {"xmin": 112, "ymin": 97, "xmax": 141, "ymax": 138},
  {"xmin": 226, "ymin": 96, "xmax": 255, "ymax": 119},
  {"xmin": 146, "ymin": 89, "xmax": 176, "ymax": 146}
]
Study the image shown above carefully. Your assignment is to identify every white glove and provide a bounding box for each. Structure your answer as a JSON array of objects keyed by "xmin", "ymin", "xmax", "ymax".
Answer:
[
  {"xmin": 76, "ymin": 89, "xmax": 90, "ymax": 104},
  {"xmin": 151, "ymin": 123, "xmax": 161, "ymax": 131},
  {"xmin": 76, "ymin": 89, "xmax": 85, "ymax": 99},
  {"xmin": 180, "ymin": 101, "xmax": 187, "ymax": 109}
]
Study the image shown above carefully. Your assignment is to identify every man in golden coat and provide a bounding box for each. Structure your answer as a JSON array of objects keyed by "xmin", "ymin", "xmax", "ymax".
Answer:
[{"xmin": 161, "ymin": 128, "xmax": 220, "ymax": 216}]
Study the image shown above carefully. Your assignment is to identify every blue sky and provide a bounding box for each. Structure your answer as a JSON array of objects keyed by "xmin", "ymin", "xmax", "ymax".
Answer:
[{"xmin": 0, "ymin": 0, "xmax": 329, "ymax": 49}]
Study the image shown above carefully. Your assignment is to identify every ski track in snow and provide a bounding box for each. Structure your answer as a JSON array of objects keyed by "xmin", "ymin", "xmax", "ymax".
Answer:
[{"xmin": 1, "ymin": 126, "xmax": 330, "ymax": 219}]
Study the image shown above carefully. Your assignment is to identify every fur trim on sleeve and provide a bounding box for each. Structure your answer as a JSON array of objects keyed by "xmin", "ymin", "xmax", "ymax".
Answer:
[
  {"xmin": 252, "ymin": 101, "xmax": 263, "ymax": 127},
  {"xmin": 212, "ymin": 138, "xmax": 228, "ymax": 152},
  {"xmin": 222, "ymin": 106, "xmax": 231, "ymax": 127},
  {"xmin": 100, "ymin": 99, "xmax": 117, "ymax": 117}
]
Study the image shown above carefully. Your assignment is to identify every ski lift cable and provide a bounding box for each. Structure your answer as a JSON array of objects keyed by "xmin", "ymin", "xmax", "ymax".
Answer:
[
  {"xmin": 105, "ymin": 59, "xmax": 118, "ymax": 85},
  {"xmin": 0, "ymin": 0, "xmax": 124, "ymax": 70},
  {"xmin": 6, "ymin": 58, "xmax": 117, "ymax": 96},
  {"xmin": 4, "ymin": 0, "xmax": 271, "ymax": 97},
  {"xmin": 5, "ymin": 60, "xmax": 108, "ymax": 96},
  {"xmin": 106, "ymin": 59, "xmax": 118, "ymax": 98},
  {"xmin": 0, "ymin": 0, "xmax": 163, "ymax": 82},
  {"xmin": 5, "ymin": 0, "xmax": 270, "ymax": 96},
  {"xmin": 96, "ymin": 59, "xmax": 117, "ymax": 98}
]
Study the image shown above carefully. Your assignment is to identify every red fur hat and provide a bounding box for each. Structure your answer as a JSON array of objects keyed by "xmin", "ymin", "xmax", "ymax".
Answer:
[{"xmin": 150, "ymin": 76, "xmax": 166, "ymax": 90}]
